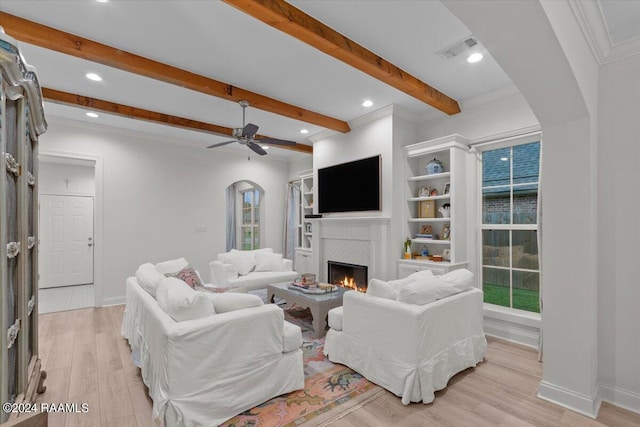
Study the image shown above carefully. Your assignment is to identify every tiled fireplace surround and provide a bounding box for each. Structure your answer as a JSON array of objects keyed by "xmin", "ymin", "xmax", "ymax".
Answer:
[{"xmin": 309, "ymin": 217, "xmax": 390, "ymax": 284}]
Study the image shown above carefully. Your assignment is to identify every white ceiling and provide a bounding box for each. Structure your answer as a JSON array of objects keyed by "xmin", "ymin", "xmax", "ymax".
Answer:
[
  {"xmin": 1, "ymin": 0, "xmax": 515, "ymax": 159},
  {"xmin": 598, "ymin": 0, "xmax": 640, "ymax": 45}
]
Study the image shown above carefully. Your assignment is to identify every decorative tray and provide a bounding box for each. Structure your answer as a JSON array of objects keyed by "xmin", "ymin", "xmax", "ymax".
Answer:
[{"xmin": 288, "ymin": 283, "xmax": 338, "ymax": 294}]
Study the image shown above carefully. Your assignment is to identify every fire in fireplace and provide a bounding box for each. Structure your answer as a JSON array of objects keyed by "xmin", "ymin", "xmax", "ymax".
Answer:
[{"xmin": 328, "ymin": 261, "xmax": 368, "ymax": 292}]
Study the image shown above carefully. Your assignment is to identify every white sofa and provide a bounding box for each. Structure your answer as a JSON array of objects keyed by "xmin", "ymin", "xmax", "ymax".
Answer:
[
  {"xmin": 122, "ymin": 262, "xmax": 304, "ymax": 426},
  {"xmin": 323, "ymin": 269, "xmax": 486, "ymax": 405},
  {"xmin": 209, "ymin": 248, "xmax": 298, "ymax": 292}
]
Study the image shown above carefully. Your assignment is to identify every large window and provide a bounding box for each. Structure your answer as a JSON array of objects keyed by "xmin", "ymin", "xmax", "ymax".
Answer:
[
  {"xmin": 481, "ymin": 141, "xmax": 540, "ymax": 313},
  {"xmin": 240, "ymin": 189, "xmax": 260, "ymax": 250}
]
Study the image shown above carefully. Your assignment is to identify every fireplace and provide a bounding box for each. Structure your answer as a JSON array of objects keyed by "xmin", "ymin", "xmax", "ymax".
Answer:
[{"xmin": 328, "ymin": 261, "xmax": 368, "ymax": 292}]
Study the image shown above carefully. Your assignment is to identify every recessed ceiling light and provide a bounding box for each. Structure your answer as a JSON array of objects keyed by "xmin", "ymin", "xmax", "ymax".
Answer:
[
  {"xmin": 86, "ymin": 112, "xmax": 99, "ymax": 118},
  {"xmin": 96, "ymin": 0, "xmax": 109, "ymax": 3},
  {"xmin": 500, "ymin": 157, "xmax": 509, "ymax": 161},
  {"xmin": 299, "ymin": 129, "xmax": 309, "ymax": 134},
  {"xmin": 85, "ymin": 72, "xmax": 102, "ymax": 81},
  {"xmin": 467, "ymin": 53, "xmax": 483, "ymax": 63},
  {"xmin": 260, "ymin": 145, "xmax": 269, "ymax": 150},
  {"xmin": 362, "ymin": 100, "xmax": 373, "ymax": 107}
]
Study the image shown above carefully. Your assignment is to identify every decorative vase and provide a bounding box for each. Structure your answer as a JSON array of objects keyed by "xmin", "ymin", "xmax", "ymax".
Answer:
[{"xmin": 425, "ymin": 158, "xmax": 444, "ymax": 175}]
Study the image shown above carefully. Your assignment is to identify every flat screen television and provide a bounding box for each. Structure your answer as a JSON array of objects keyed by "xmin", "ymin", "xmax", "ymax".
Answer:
[{"xmin": 318, "ymin": 155, "xmax": 381, "ymax": 213}]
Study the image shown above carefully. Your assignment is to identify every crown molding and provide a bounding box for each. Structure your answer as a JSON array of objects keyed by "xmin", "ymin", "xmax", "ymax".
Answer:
[{"xmin": 569, "ymin": 0, "xmax": 640, "ymax": 65}]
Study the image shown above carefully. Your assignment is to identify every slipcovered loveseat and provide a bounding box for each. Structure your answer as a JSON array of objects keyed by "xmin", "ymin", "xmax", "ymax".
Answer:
[
  {"xmin": 209, "ymin": 248, "xmax": 298, "ymax": 292},
  {"xmin": 122, "ymin": 259, "xmax": 304, "ymax": 426},
  {"xmin": 324, "ymin": 269, "xmax": 486, "ymax": 405}
]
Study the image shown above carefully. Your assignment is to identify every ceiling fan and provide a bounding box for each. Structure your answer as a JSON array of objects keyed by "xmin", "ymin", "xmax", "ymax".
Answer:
[{"xmin": 206, "ymin": 100, "xmax": 297, "ymax": 155}]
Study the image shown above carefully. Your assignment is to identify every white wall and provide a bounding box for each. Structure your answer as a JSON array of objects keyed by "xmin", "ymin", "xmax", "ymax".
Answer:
[
  {"xmin": 288, "ymin": 157, "xmax": 313, "ymax": 181},
  {"xmin": 597, "ymin": 54, "xmax": 640, "ymax": 412},
  {"xmin": 39, "ymin": 117, "xmax": 291, "ymax": 305},
  {"xmin": 39, "ymin": 162, "xmax": 95, "ymax": 195},
  {"xmin": 416, "ymin": 91, "xmax": 538, "ymax": 142},
  {"xmin": 446, "ymin": 0, "xmax": 600, "ymax": 416}
]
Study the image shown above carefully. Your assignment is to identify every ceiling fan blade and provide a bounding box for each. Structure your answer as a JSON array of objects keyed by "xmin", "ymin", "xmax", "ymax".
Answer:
[
  {"xmin": 206, "ymin": 140, "xmax": 236, "ymax": 149},
  {"xmin": 247, "ymin": 141, "xmax": 267, "ymax": 156},
  {"xmin": 256, "ymin": 137, "xmax": 297, "ymax": 146},
  {"xmin": 242, "ymin": 123, "xmax": 259, "ymax": 138}
]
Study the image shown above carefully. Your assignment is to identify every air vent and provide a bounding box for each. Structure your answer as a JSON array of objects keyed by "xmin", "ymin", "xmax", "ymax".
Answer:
[{"xmin": 438, "ymin": 37, "xmax": 478, "ymax": 59}]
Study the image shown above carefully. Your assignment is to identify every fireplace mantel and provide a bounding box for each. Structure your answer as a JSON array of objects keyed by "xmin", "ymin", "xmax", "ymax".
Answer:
[{"xmin": 310, "ymin": 217, "xmax": 390, "ymax": 282}]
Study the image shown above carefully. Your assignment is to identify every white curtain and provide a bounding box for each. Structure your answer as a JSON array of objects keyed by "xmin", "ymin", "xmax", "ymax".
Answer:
[
  {"xmin": 537, "ymin": 140, "xmax": 544, "ymax": 362},
  {"xmin": 283, "ymin": 182, "xmax": 299, "ymax": 260},
  {"xmin": 226, "ymin": 183, "xmax": 236, "ymax": 251}
]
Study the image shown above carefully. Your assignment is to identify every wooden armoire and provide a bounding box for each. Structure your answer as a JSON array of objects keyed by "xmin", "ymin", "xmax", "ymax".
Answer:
[{"xmin": 0, "ymin": 27, "xmax": 48, "ymax": 422}]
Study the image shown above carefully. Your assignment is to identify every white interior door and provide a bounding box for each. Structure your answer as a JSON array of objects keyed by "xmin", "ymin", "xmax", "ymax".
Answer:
[{"xmin": 39, "ymin": 195, "xmax": 94, "ymax": 288}]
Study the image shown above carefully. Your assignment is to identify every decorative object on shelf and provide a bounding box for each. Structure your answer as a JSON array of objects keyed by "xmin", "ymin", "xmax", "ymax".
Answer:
[
  {"xmin": 305, "ymin": 223, "xmax": 312, "ymax": 233},
  {"xmin": 421, "ymin": 245, "xmax": 429, "ymax": 257},
  {"xmin": 439, "ymin": 203, "xmax": 451, "ymax": 218},
  {"xmin": 420, "ymin": 224, "xmax": 432, "ymax": 234},
  {"xmin": 404, "ymin": 237, "xmax": 412, "ymax": 259},
  {"xmin": 430, "ymin": 188, "xmax": 438, "ymax": 197},
  {"xmin": 419, "ymin": 200, "xmax": 436, "ymax": 218},
  {"xmin": 5, "ymin": 153, "xmax": 20, "ymax": 176},
  {"xmin": 442, "ymin": 248, "xmax": 451, "ymax": 261},
  {"xmin": 441, "ymin": 224, "xmax": 451, "ymax": 240},
  {"xmin": 425, "ymin": 158, "xmax": 444, "ymax": 175},
  {"xmin": 443, "ymin": 182, "xmax": 450, "ymax": 195},
  {"xmin": 431, "ymin": 255, "xmax": 443, "ymax": 262},
  {"xmin": 27, "ymin": 171, "xmax": 36, "ymax": 187},
  {"xmin": 418, "ymin": 185, "xmax": 431, "ymax": 198},
  {"xmin": 7, "ymin": 241, "xmax": 21, "ymax": 258}
]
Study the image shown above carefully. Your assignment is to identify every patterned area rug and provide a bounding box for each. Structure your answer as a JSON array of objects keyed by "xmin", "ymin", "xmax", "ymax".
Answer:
[{"xmin": 221, "ymin": 306, "xmax": 380, "ymax": 427}]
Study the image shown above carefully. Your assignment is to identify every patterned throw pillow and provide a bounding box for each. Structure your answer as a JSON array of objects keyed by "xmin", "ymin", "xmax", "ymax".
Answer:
[{"xmin": 173, "ymin": 265, "xmax": 203, "ymax": 289}]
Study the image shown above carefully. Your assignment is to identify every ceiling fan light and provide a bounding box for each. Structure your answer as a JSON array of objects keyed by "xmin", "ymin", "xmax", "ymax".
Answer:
[
  {"xmin": 260, "ymin": 145, "xmax": 269, "ymax": 150},
  {"xmin": 467, "ymin": 53, "xmax": 483, "ymax": 63}
]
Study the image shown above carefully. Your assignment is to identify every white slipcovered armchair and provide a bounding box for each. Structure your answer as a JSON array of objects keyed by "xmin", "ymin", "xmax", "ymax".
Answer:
[{"xmin": 323, "ymin": 269, "xmax": 486, "ymax": 404}]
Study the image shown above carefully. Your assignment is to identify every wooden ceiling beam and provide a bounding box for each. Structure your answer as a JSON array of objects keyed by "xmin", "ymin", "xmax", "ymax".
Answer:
[
  {"xmin": 0, "ymin": 11, "xmax": 349, "ymax": 133},
  {"xmin": 42, "ymin": 88, "xmax": 313, "ymax": 154},
  {"xmin": 222, "ymin": 0, "xmax": 461, "ymax": 115}
]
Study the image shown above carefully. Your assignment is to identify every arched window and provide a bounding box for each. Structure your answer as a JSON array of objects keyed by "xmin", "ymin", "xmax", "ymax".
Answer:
[{"xmin": 226, "ymin": 181, "xmax": 264, "ymax": 251}]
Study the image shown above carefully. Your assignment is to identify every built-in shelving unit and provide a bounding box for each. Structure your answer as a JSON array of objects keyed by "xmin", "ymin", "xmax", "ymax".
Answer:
[
  {"xmin": 294, "ymin": 171, "xmax": 314, "ymax": 274},
  {"xmin": 397, "ymin": 135, "xmax": 470, "ymax": 278}
]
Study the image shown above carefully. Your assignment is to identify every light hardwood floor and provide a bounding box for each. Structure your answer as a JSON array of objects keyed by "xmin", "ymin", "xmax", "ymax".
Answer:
[{"xmin": 37, "ymin": 306, "xmax": 640, "ymax": 427}]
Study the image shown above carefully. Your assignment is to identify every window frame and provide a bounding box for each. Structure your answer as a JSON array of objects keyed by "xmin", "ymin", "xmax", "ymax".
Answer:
[
  {"xmin": 238, "ymin": 187, "xmax": 262, "ymax": 250},
  {"xmin": 475, "ymin": 132, "xmax": 542, "ymax": 315}
]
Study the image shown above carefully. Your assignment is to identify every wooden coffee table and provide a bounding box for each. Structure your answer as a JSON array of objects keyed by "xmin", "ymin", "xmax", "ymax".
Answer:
[{"xmin": 267, "ymin": 282, "xmax": 348, "ymax": 338}]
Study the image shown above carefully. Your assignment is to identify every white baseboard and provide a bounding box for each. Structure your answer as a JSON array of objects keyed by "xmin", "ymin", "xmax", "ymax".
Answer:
[
  {"xmin": 483, "ymin": 315, "xmax": 540, "ymax": 348},
  {"xmin": 538, "ymin": 381, "xmax": 601, "ymax": 418},
  {"xmin": 600, "ymin": 384, "xmax": 640, "ymax": 415},
  {"xmin": 101, "ymin": 296, "xmax": 125, "ymax": 307}
]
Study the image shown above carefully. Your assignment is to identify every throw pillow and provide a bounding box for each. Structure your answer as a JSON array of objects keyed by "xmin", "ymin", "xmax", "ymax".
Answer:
[
  {"xmin": 407, "ymin": 269, "xmax": 434, "ymax": 280},
  {"xmin": 173, "ymin": 265, "xmax": 203, "ymax": 289},
  {"xmin": 228, "ymin": 249, "xmax": 257, "ymax": 276},
  {"xmin": 366, "ymin": 278, "xmax": 398, "ymax": 300},
  {"xmin": 254, "ymin": 252, "xmax": 284, "ymax": 272},
  {"xmin": 156, "ymin": 277, "xmax": 215, "ymax": 321},
  {"xmin": 204, "ymin": 292, "xmax": 263, "ymax": 313},
  {"xmin": 135, "ymin": 263, "xmax": 166, "ymax": 297},
  {"xmin": 387, "ymin": 277, "xmax": 415, "ymax": 291},
  {"xmin": 156, "ymin": 257, "xmax": 189, "ymax": 275},
  {"xmin": 439, "ymin": 268, "xmax": 474, "ymax": 289},
  {"xmin": 397, "ymin": 276, "xmax": 472, "ymax": 306}
]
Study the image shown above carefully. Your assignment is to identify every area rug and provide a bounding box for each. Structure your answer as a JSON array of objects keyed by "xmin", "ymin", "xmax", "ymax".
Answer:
[{"xmin": 220, "ymin": 306, "xmax": 381, "ymax": 427}]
